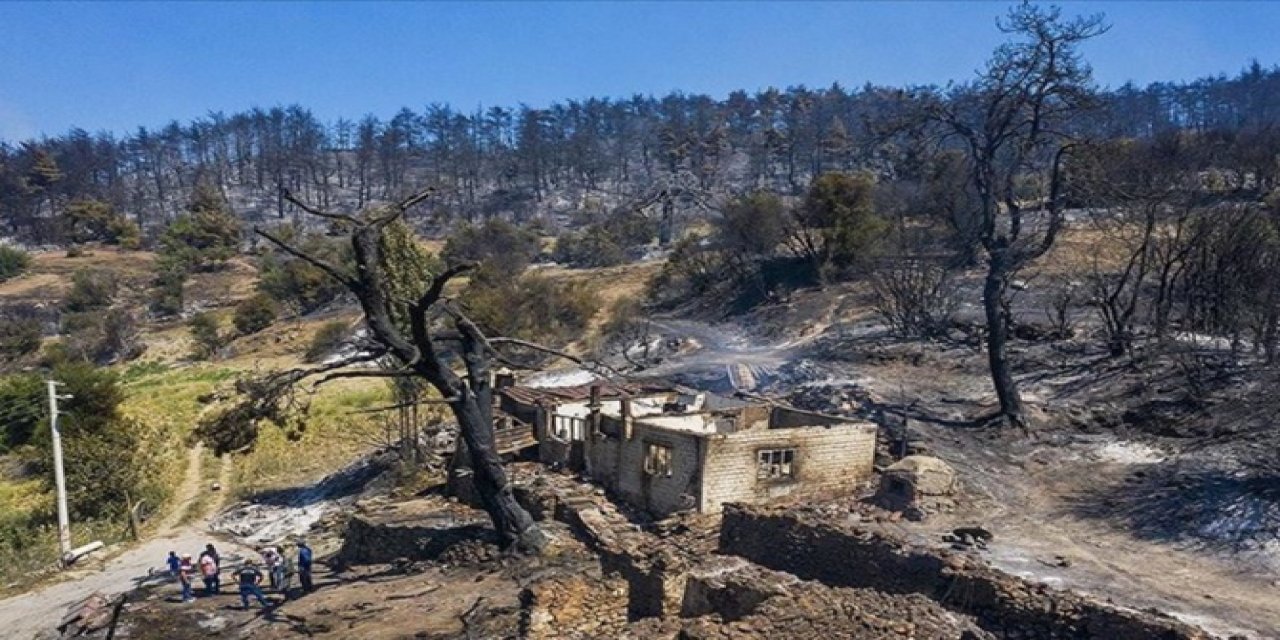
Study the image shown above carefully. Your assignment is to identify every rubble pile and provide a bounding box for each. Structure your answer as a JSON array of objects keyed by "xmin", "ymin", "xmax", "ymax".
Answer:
[
  {"xmin": 877, "ymin": 455, "xmax": 959, "ymax": 520},
  {"xmin": 636, "ymin": 581, "xmax": 993, "ymax": 639},
  {"xmin": 521, "ymin": 573, "xmax": 630, "ymax": 639}
]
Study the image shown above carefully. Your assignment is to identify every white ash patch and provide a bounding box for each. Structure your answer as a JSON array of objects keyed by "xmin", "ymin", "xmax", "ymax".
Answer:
[
  {"xmin": 524, "ymin": 368, "xmax": 598, "ymax": 388},
  {"xmin": 1092, "ymin": 441, "xmax": 1165, "ymax": 464}
]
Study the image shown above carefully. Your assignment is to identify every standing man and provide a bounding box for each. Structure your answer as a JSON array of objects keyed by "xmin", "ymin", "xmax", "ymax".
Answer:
[
  {"xmin": 237, "ymin": 559, "xmax": 272, "ymax": 610},
  {"xmin": 297, "ymin": 539, "xmax": 314, "ymax": 593}
]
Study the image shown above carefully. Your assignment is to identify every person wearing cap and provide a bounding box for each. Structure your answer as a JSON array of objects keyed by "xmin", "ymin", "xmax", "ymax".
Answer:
[
  {"xmin": 237, "ymin": 559, "xmax": 271, "ymax": 610},
  {"xmin": 177, "ymin": 553, "xmax": 195, "ymax": 603},
  {"xmin": 296, "ymin": 539, "xmax": 314, "ymax": 593}
]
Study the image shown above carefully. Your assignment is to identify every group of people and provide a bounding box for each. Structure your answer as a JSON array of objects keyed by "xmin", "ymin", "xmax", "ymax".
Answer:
[{"xmin": 165, "ymin": 539, "xmax": 314, "ymax": 610}]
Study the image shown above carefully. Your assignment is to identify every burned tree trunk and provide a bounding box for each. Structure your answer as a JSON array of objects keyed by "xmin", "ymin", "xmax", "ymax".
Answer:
[
  {"xmin": 251, "ymin": 188, "xmax": 547, "ymax": 552},
  {"xmin": 982, "ymin": 246, "xmax": 1026, "ymax": 428},
  {"xmin": 922, "ymin": 4, "xmax": 1106, "ymax": 429}
]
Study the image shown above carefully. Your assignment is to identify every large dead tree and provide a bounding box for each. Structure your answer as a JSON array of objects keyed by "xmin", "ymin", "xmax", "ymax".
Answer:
[
  {"xmin": 242, "ymin": 188, "xmax": 561, "ymax": 552},
  {"xmin": 924, "ymin": 3, "xmax": 1107, "ymax": 429}
]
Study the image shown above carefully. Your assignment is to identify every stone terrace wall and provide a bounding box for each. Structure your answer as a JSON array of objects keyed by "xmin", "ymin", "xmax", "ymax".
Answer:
[{"xmin": 719, "ymin": 504, "xmax": 1210, "ymax": 640}]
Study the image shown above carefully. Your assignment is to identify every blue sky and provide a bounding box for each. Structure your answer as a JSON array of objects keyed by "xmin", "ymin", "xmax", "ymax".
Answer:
[{"xmin": 1, "ymin": 1, "xmax": 1278, "ymax": 141}]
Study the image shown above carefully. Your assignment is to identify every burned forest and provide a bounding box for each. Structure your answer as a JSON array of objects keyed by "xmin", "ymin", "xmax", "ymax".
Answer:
[{"xmin": 1, "ymin": 2, "xmax": 1280, "ymax": 639}]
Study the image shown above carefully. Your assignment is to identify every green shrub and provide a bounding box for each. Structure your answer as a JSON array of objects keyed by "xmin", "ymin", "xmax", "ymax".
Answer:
[
  {"xmin": 0, "ymin": 305, "xmax": 45, "ymax": 363},
  {"xmin": 257, "ymin": 228, "xmax": 351, "ymax": 313},
  {"xmin": 187, "ymin": 312, "xmax": 225, "ymax": 360},
  {"xmin": 59, "ymin": 307, "xmax": 145, "ymax": 365},
  {"xmin": 442, "ymin": 219, "xmax": 540, "ymax": 276},
  {"xmin": 0, "ymin": 246, "xmax": 31, "ymax": 282},
  {"xmin": 461, "ymin": 265, "xmax": 600, "ymax": 348},
  {"xmin": 552, "ymin": 226, "xmax": 626, "ymax": 268},
  {"xmin": 149, "ymin": 267, "xmax": 186, "ymax": 317},
  {"xmin": 305, "ymin": 320, "xmax": 349, "ymax": 363},
  {"xmin": 232, "ymin": 293, "xmax": 278, "ymax": 335},
  {"xmin": 63, "ymin": 268, "xmax": 118, "ymax": 312}
]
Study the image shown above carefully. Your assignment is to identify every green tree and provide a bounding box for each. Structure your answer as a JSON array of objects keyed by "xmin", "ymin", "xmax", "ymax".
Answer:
[
  {"xmin": 63, "ymin": 198, "xmax": 141, "ymax": 248},
  {"xmin": 377, "ymin": 219, "xmax": 440, "ymax": 329},
  {"xmin": 0, "ymin": 373, "xmax": 44, "ymax": 451},
  {"xmin": 461, "ymin": 265, "xmax": 600, "ymax": 347},
  {"xmin": 60, "ymin": 307, "xmax": 144, "ymax": 365},
  {"xmin": 552, "ymin": 226, "xmax": 625, "ymax": 268},
  {"xmin": 792, "ymin": 172, "xmax": 887, "ymax": 280},
  {"xmin": 719, "ymin": 191, "xmax": 788, "ymax": 257},
  {"xmin": 157, "ymin": 182, "xmax": 242, "ymax": 273},
  {"xmin": 12, "ymin": 363, "xmax": 143, "ymax": 519},
  {"xmin": 149, "ymin": 266, "xmax": 186, "ymax": 317}
]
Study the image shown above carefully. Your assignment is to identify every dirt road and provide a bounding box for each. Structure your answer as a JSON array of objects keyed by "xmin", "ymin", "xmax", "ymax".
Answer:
[{"xmin": 0, "ymin": 445, "xmax": 252, "ymax": 640}]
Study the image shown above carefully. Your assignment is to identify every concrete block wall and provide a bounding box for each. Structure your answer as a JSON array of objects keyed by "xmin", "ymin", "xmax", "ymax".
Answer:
[{"xmin": 698, "ymin": 424, "xmax": 876, "ymax": 513}]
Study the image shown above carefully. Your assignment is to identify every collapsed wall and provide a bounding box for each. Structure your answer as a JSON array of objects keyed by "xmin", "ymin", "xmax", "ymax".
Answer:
[{"xmin": 718, "ymin": 504, "xmax": 1210, "ymax": 640}]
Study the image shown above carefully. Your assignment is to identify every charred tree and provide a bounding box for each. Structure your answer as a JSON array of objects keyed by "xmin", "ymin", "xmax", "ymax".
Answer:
[
  {"xmin": 240, "ymin": 188, "xmax": 556, "ymax": 552},
  {"xmin": 924, "ymin": 3, "xmax": 1107, "ymax": 429}
]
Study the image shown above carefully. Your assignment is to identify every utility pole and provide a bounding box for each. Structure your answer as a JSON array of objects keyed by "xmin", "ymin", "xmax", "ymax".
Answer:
[{"xmin": 47, "ymin": 379, "xmax": 73, "ymax": 566}]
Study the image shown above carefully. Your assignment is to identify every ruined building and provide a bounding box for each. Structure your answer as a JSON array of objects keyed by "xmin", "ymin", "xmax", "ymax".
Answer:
[{"xmin": 498, "ymin": 380, "xmax": 877, "ymax": 516}]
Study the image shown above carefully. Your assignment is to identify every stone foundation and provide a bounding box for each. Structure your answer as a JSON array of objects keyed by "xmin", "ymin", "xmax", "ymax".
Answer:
[
  {"xmin": 336, "ymin": 500, "xmax": 494, "ymax": 565},
  {"xmin": 719, "ymin": 504, "xmax": 1209, "ymax": 639}
]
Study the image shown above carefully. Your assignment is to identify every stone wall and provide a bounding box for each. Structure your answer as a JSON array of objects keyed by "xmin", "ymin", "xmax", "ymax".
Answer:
[
  {"xmin": 336, "ymin": 502, "xmax": 493, "ymax": 565},
  {"xmin": 719, "ymin": 504, "xmax": 1210, "ymax": 640}
]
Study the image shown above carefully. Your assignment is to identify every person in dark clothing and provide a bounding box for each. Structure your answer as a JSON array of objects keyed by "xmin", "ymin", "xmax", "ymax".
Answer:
[
  {"xmin": 297, "ymin": 540, "xmax": 314, "ymax": 593},
  {"xmin": 237, "ymin": 559, "xmax": 271, "ymax": 610},
  {"xmin": 166, "ymin": 551, "xmax": 181, "ymax": 576}
]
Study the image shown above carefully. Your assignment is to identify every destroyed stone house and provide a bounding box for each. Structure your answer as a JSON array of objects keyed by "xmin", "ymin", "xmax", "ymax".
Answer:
[{"xmin": 498, "ymin": 380, "xmax": 877, "ymax": 516}]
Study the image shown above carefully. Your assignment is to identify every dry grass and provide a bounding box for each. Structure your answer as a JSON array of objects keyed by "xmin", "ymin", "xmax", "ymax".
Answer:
[
  {"xmin": 231, "ymin": 378, "xmax": 391, "ymax": 497},
  {"xmin": 0, "ymin": 246, "xmax": 156, "ymax": 306},
  {"xmin": 1038, "ymin": 224, "xmax": 1139, "ymax": 277}
]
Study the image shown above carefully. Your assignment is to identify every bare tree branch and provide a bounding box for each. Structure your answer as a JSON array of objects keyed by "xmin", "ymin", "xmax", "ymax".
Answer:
[
  {"xmin": 348, "ymin": 397, "xmax": 459, "ymax": 415},
  {"xmin": 313, "ymin": 368, "xmax": 420, "ymax": 386},
  {"xmin": 255, "ymin": 226, "xmax": 355, "ymax": 287},
  {"xmin": 282, "ymin": 187, "xmax": 357, "ymax": 224}
]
